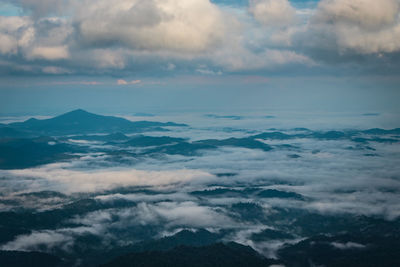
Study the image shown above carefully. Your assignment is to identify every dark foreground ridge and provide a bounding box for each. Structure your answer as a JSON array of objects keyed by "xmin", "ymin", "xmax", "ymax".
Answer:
[
  {"xmin": 101, "ymin": 242, "xmax": 279, "ymax": 267},
  {"xmin": 0, "ymin": 250, "xmax": 63, "ymax": 267}
]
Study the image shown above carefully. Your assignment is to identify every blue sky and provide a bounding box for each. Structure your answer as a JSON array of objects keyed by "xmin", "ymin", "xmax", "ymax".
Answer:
[{"xmin": 0, "ymin": 0, "xmax": 400, "ymax": 115}]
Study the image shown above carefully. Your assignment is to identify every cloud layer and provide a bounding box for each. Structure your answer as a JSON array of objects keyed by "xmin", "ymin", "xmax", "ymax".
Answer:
[
  {"xmin": 1, "ymin": 0, "xmax": 399, "ymax": 76},
  {"xmin": 0, "ymin": 163, "xmax": 213, "ymax": 193}
]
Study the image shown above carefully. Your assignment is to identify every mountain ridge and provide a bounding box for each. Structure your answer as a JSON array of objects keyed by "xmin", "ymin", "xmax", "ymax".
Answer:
[{"xmin": 7, "ymin": 109, "xmax": 187, "ymax": 135}]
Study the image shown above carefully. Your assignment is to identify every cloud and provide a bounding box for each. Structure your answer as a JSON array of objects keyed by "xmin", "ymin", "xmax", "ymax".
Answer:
[
  {"xmin": 95, "ymin": 192, "xmax": 195, "ymax": 206},
  {"xmin": 299, "ymin": 0, "xmax": 400, "ymax": 58},
  {"xmin": 75, "ymin": 0, "xmax": 227, "ymax": 53},
  {"xmin": 8, "ymin": 0, "xmax": 69, "ymax": 18},
  {"xmin": 72, "ymin": 201, "xmax": 235, "ymax": 229},
  {"xmin": 195, "ymin": 66, "xmax": 223, "ymax": 75},
  {"xmin": 0, "ymin": 224, "xmax": 106, "ymax": 252},
  {"xmin": 0, "ymin": 16, "xmax": 32, "ymax": 55},
  {"xmin": 0, "ymin": 0, "xmax": 313, "ymax": 76},
  {"xmin": 331, "ymin": 241, "xmax": 366, "ymax": 250},
  {"xmin": 249, "ymin": 0, "xmax": 296, "ymax": 27},
  {"xmin": 41, "ymin": 66, "xmax": 71, "ymax": 74},
  {"xmin": 1, "ymin": 230, "xmax": 74, "ymax": 252},
  {"xmin": 1, "ymin": 0, "xmax": 400, "ymax": 75},
  {"xmin": 0, "ymin": 163, "xmax": 214, "ymax": 193},
  {"xmin": 134, "ymin": 201, "xmax": 234, "ymax": 228},
  {"xmin": 1, "ymin": 123, "xmax": 400, "ymax": 258},
  {"xmin": 314, "ymin": 0, "xmax": 399, "ymax": 30},
  {"xmin": 0, "ymin": 32, "xmax": 18, "ymax": 55},
  {"xmin": 211, "ymin": 47, "xmax": 314, "ymax": 71},
  {"xmin": 117, "ymin": 79, "xmax": 142, "ymax": 85},
  {"xmin": 90, "ymin": 49, "xmax": 126, "ymax": 69},
  {"xmin": 51, "ymin": 81, "xmax": 103, "ymax": 85},
  {"xmin": 29, "ymin": 45, "xmax": 69, "ymax": 60}
]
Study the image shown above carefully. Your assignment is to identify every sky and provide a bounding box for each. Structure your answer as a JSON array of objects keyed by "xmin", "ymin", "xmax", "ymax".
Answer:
[{"xmin": 0, "ymin": 0, "xmax": 400, "ymax": 115}]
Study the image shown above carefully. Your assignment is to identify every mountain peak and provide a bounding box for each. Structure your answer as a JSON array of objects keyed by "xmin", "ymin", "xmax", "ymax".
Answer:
[
  {"xmin": 55, "ymin": 109, "xmax": 97, "ymax": 120},
  {"xmin": 8, "ymin": 109, "xmax": 184, "ymax": 135},
  {"xmin": 66, "ymin": 109, "xmax": 91, "ymax": 115}
]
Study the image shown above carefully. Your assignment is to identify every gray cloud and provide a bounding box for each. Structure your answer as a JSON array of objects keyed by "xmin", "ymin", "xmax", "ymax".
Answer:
[
  {"xmin": 3, "ymin": 0, "xmax": 399, "ymax": 75},
  {"xmin": 0, "ymin": 0, "xmax": 320, "ymax": 75},
  {"xmin": 294, "ymin": 0, "xmax": 400, "ymax": 67}
]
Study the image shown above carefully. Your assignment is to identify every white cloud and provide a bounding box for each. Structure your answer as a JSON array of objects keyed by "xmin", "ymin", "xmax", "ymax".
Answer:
[
  {"xmin": 331, "ymin": 241, "xmax": 366, "ymax": 250},
  {"xmin": 29, "ymin": 45, "xmax": 69, "ymax": 60},
  {"xmin": 0, "ymin": 33, "xmax": 17, "ymax": 54},
  {"xmin": 91, "ymin": 49, "xmax": 126, "ymax": 69},
  {"xmin": 1, "ymin": 163, "xmax": 214, "ymax": 193},
  {"xmin": 75, "ymin": 0, "xmax": 227, "ymax": 53},
  {"xmin": 0, "ymin": 16, "xmax": 33, "ymax": 55},
  {"xmin": 117, "ymin": 79, "xmax": 141, "ymax": 85},
  {"xmin": 73, "ymin": 201, "xmax": 235, "ymax": 229},
  {"xmin": 1, "ymin": 230, "xmax": 74, "ymax": 252},
  {"xmin": 249, "ymin": 0, "xmax": 296, "ymax": 27},
  {"xmin": 2, "ymin": 0, "xmax": 400, "ymax": 74},
  {"xmin": 134, "ymin": 201, "xmax": 234, "ymax": 228}
]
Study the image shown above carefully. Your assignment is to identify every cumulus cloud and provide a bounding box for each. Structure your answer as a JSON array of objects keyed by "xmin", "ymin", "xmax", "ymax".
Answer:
[
  {"xmin": 0, "ymin": 0, "xmax": 315, "ymax": 75},
  {"xmin": 301, "ymin": 0, "xmax": 400, "ymax": 57},
  {"xmin": 314, "ymin": 0, "xmax": 399, "ymax": 30},
  {"xmin": 0, "ymin": 33, "xmax": 17, "ymax": 55},
  {"xmin": 0, "ymin": 0, "xmax": 400, "ymax": 80},
  {"xmin": 75, "ymin": 0, "xmax": 227, "ymax": 53},
  {"xmin": 0, "ymin": 16, "xmax": 33, "ymax": 55},
  {"xmin": 249, "ymin": 0, "xmax": 296, "ymax": 27},
  {"xmin": 29, "ymin": 45, "xmax": 69, "ymax": 60}
]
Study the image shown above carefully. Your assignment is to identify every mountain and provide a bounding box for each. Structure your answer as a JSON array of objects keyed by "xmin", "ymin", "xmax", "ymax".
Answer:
[
  {"xmin": 279, "ymin": 230, "xmax": 400, "ymax": 267},
  {"xmin": 0, "ymin": 126, "xmax": 31, "ymax": 138},
  {"xmin": 251, "ymin": 228, "xmax": 295, "ymax": 241},
  {"xmin": 101, "ymin": 242, "xmax": 279, "ymax": 267},
  {"xmin": 0, "ymin": 137, "xmax": 81, "ymax": 169},
  {"xmin": 257, "ymin": 189, "xmax": 304, "ymax": 200},
  {"xmin": 126, "ymin": 229, "xmax": 222, "ymax": 253},
  {"xmin": 64, "ymin": 132, "xmax": 130, "ymax": 142},
  {"xmin": 0, "ymin": 250, "xmax": 64, "ymax": 267},
  {"xmin": 362, "ymin": 128, "xmax": 400, "ymax": 135},
  {"xmin": 8, "ymin": 109, "xmax": 186, "ymax": 135},
  {"xmin": 195, "ymin": 137, "xmax": 272, "ymax": 151},
  {"xmin": 147, "ymin": 141, "xmax": 217, "ymax": 156},
  {"xmin": 122, "ymin": 135, "xmax": 186, "ymax": 147},
  {"xmin": 252, "ymin": 131, "xmax": 294, "ymax": 140}
]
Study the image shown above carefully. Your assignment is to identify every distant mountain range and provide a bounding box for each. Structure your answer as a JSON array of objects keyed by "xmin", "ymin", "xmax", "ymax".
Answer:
[
  {"xmin": 0, "ymin": 109, "xmax": 399, "ymax": 170},
  {"xmin": 3, "ymin": 109, "xmax": 186, "ymax": 136}
]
